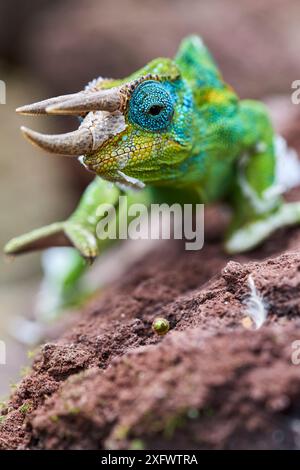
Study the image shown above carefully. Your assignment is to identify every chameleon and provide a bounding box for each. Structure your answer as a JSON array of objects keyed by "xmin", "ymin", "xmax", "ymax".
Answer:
[{"xmin": 4, "ymin": 35, "xmax": 300, "ymax": 307}]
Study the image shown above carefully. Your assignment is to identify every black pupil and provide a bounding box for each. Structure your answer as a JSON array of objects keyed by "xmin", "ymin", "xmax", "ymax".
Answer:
[{"xmin": 148, "ymin": 105, "xmax": 163, "ymax": 116}]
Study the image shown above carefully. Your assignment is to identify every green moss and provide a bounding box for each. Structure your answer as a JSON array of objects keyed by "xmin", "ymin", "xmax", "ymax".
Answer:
[
  {"xmin": 113, "ymin": 424, "xmax": 130, "ymax": 440},
  {"xmin": 153, "ymin": 406, "xmax": 215, "ymax": 440},
  {"xmin": 27, "ymin": 347, "xmax": 40, "ymax": 360},
  {"xmin": 164, "ymin": 414, "xmax": 186, "ymax": 439},
  {"xmin": 20, "ymin": 366, "xmax": 31, "ymax": 377},
  {"xmin": 0, "ymin": 415, "xmax": 6, "ymax": 425},
  {"xmin": 19, "ymin": 402, "xmax": 32, "ymax": 414},
  {"xmin": 50, "ymin": 414, "xmax": 60, "ymax": 423},
  {"xmin": 129, "ymin": 439, "xmax": 145, "ymax": 450},
  {"xmin": 67, "ymin": 406, "xmax": 81, "ymax": 415},
  {"xmin": 0, "ymin": 400, "xmax": 7, "ymax": 410}
]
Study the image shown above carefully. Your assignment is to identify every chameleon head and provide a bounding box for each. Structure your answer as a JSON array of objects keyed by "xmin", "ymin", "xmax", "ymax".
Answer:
[{"xmin": 17, "ymin": 60, "xmax": 194, "ymax": 188}]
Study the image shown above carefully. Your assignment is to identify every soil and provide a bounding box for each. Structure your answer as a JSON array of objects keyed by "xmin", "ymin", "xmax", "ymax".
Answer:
[{"xmin": 1, "ymin": 98, "xmax": 300, "ymax": 450}]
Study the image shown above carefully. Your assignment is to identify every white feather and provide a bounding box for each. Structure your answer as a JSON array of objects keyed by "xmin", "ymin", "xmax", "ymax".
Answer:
[{"xmin": 244, "ymin": 274, "xmax": 268, "ymax": 329}]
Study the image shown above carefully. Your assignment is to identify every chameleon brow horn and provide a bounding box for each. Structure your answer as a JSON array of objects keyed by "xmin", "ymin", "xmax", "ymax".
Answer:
[{"xmin": 16, "ymin": 85, "xmax": 128, "ymax": 156}]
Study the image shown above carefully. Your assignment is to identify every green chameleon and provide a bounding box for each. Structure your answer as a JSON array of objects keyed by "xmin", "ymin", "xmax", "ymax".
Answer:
[{"xmin": 4, "ymin": 35, "xmax": 300, "ymax": 308}]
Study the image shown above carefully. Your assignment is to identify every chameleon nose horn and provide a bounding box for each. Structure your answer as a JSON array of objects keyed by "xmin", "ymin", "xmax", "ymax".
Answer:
[
  {"xmin": 20, "ymin": 125, "xmax": 93, "ymax": 155},
  {"xmin": 16, "ymin": 86, "xmax": 125, "ymax": 116}
]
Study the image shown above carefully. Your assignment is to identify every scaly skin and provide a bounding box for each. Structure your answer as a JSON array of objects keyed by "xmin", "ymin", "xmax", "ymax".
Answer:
[{"xmin": 5, "ymin": 36, "xmax": 300, "ymax": 308}]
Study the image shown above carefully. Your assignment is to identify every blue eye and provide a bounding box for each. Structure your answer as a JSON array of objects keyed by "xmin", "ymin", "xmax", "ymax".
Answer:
[{"xmin": 128, "ymin": 81, "xmax": 174, "ymax": 131}]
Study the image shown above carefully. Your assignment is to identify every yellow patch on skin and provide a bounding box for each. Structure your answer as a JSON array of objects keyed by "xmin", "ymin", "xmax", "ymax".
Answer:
[{"xmin": 203, "ymin": 89, "xmax": 227, "ymax": 105}]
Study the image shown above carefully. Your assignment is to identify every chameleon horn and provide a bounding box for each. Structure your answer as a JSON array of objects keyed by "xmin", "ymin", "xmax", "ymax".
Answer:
[
  {"xmin": 16, "ymin": 93, "xmax": 85, "ymax": 116},
  {"xmin": 20, "ymin": 126, "xmax": 93, "ymax": 155},
  {"xmin": 45, "ymin": 87, "xmax": 123, "ymax": 115}
]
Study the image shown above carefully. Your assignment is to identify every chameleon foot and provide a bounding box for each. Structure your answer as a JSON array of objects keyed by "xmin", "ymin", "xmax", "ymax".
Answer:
[
  {"xmin": 225, "ymin": 202, "xmax": 300, "ymax": 253},
  {"xmin": 4, "ymin": 221, "xmax": 99, "ymax": 261}
]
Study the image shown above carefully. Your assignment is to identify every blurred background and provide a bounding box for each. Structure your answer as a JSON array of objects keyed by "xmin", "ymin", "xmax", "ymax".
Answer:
[{"xmin": 0, "ymin": 0, "xmax": 300, "ymax": 397}]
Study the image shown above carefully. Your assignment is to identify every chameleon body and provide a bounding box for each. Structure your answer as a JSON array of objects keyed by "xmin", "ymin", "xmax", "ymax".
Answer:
[{"xmin": 5, "ymin": 36, "xmax": 300, "ymax": 307}]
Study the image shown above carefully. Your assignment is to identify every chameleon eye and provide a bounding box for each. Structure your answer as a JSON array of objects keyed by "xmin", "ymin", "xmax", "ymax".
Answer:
[
  {"xmin": 128, "ymin": 81, "xmax": 174, "ymax": 131},
  {"xmin": 148, "ymin": 104, "xmax": 164, "ymax": 116}
]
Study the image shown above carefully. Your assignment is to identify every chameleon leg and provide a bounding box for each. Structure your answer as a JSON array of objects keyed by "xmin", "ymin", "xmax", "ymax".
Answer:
[
  {"xmin": 5, "ymin": 177, "xmax": 120, "ymax": 260},
  {"xmin": 4, "ymin": 177, "xmax": 119, "ymax": 312},
  {"xmin": 226, "ymin": 202, "xmax": 300, "ymax": 253},
  {"xmin": 5, "ymin": 177, "xmax": 152, "ymax": 312},
  {"xmin": 225, "ymin": 141, "xmax": 300, "ymax": 253},
  {"xmin": 225, "ymin": 101, "xmax": 300, "ymax": 253}
]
